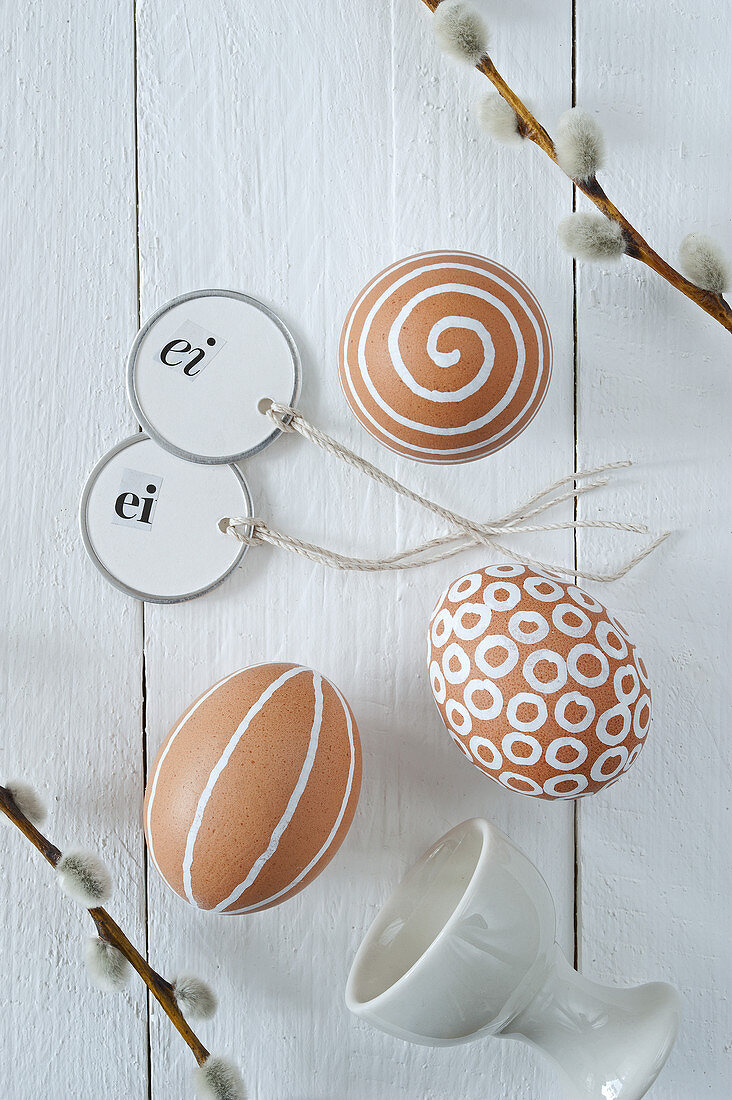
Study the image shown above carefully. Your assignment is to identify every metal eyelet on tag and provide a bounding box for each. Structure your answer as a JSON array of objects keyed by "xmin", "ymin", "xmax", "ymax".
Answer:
[
  {"xmin": 127, "ymin": 290, "xmax": 301, "ymax": 464},
  {"xmin": 79, "ymin": 435, "xmax": 253, "ymax": 603}
]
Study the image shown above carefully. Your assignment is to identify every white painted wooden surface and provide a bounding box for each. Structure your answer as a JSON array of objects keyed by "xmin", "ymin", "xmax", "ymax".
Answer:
[
  {"xmin": 574, "ymin": 3, "xmax": 732, "ymax": 1097},
  {"xmin": 0, "ymin": 1, "xmax": 729, "ymax": 1097},
  {"xmin": 0, "ymin": 2, "xmax": 147, "ymax": 1097}
]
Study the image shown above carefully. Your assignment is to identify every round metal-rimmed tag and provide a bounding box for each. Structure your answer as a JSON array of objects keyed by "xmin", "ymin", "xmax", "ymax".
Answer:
[
  {"xmin": 127, "ymin": 289, "xmax": 301, "ymax": 464},
  {"xmin": 80, "ymin": 435, "xmax": 253, "ymax": 603}
]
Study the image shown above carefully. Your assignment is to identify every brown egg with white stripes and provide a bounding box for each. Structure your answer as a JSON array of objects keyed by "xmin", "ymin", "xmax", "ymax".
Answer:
[
  {"xmin": 339, "ymin": 251, "xmax": 552, "ymax": 464},
  {"xmin": 144, "ymin": 663, "xmax": 361, "ymax": 912},
  {"xmin": 428, "ymin": 565, "xmax": 651, "ymax": 799}
]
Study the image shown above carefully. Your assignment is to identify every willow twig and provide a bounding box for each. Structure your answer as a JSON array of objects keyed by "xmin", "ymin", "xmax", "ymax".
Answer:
[
  {"xmin": 0, "ymin": 784, "xmax": 209, "ymax": 1065},
  {"xmin": 419, "ymin": 0, "xmax": 732, "ymax": 333}
]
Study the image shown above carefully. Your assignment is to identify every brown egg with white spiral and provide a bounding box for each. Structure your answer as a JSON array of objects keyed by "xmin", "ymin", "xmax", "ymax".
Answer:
[{"xmin": 339, "ymin": 251, "xmax": 552, "ymax": 464}]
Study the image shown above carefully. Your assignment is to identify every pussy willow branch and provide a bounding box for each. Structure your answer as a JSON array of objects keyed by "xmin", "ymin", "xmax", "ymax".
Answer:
[
  {"xmin": 420, "ymin": 0, "xmax": 732, "ymax": 333},
  {"xmin": 0, "ymin": 784, "xmax": 209, "ymax": 1067}
]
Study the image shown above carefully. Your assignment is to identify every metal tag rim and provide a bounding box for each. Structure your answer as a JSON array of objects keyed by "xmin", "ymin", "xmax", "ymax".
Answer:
[
  {"xmin": 126, "ymin": 288, "xmax": 302, "ymax": 465},
  {"xmin": 79, "ymin": 433, "xmax": 253, "ymax": 604}
]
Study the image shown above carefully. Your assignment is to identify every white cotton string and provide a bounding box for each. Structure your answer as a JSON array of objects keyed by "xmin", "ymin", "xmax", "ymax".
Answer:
[
  {"xmin": 263, "ymin": 402, "xmax": 610, "ymax": 541},
  {"xmin": 220, "ymin": 402, "xmax": 670, "ymax": 582},
  {"xmin": 489, "ymin": 466, "xmax": 631, "ymax": 527},
  {"xmin": 221, "ymin": 518, "xmax": 669, "ymax": 581},
  {"xmin": 219, "ymin": 519, "xmax": 478, "ymax": 572},
  {"xmin": 485, "ymin": 531, "xmax": 671, "ymax": 584}
]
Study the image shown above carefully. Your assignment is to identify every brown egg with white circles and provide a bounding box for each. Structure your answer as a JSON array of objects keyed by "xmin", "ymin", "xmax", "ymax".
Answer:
[
  {"xmin": 339, "ymin": 251, "xmax": 552, "ymax": 464},
  {"xmin": 144, "ymin": 663, "xmax": 361, "ymax": 912},
  {"xmin": 428, "ymin": 564, "xmax": 651, "ymax": 799}
]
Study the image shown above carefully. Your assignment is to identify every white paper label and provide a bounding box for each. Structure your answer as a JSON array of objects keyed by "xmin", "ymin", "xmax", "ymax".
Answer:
[
  {"xmin": 111, "ymin": 468, "xmax": 163, "ymax": 532},
  {"xmin": 158, "ymin": 320, "xmax": 226, "ymax": 378}
]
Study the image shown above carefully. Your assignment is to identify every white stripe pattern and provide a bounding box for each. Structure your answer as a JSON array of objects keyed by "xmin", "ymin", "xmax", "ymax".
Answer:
[
  {"xmin": 224, "ymin": 683, "xmax": 357, "ymax": 914},
  {"xmin": 145, "ymin": 666, "xmax": 250, "ymax": 883},
  {"xmin": 181, "ymin": 665, "xmax": 306, "ymax": 907},
  {"xmin": 213, "ymin": 671, "xmax": 324, "ymax": 912}
]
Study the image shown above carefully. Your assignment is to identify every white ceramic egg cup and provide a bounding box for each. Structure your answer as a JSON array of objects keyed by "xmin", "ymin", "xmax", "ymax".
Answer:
[{"xmin": 346, "ymin": 819, "xmax": 680, "ymax": 1100}]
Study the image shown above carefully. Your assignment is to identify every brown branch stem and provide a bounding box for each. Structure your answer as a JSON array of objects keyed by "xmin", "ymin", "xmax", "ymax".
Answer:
[
  {"xmin": 0, "ymin": 785, "xmax": 210, "ymax": 1067},
  {"xmin": 419, "ymin": 0, "xmax": 732, "ymax": 333}
]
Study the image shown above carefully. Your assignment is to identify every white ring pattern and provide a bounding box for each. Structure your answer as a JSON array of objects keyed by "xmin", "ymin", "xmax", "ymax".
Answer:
[
  {"xmin": 543, "ymin": 773, "xmax": 589, "ymax": 798},
  {"xmin": 524, "ymin": 576, "xmax": 565, "ymax": 602},
  {"xmin": 567, "ymin": 643, "xmax": 609, "ymax": 688},
  {"xmin": 475, "ymin": 634, "xmax": 519, "ymax": 678},
  {"xmin": 446, "ymin": 698, "xmax": 472, "ymax": 735},
  {"xmin": 614, "ymin": 664, "xmax": 640, "ymax": 705},
  {"xmin": 465, "ymin": 678, "xmax": 503, "ymax": 720},
  {"xmin": 502, "ymin": 732, "xmax": 542, "ymax": 766},
  {"xmin": 485, "ymin": 564, "xmax": 525, "ymax": 577},
  {"xmin": 428, "ymin": 564, "xmax": 651, "ymax": 800},
  {"xmin": 431, "ymin": 608, "xmax": 453, "ymax": 647},
  {"xmin": 442, "ymin": 642, "xmax": 471, "ymax": 685},
  {"xmin": 453, "ymin": 602, "xmax": 492, "ymax": 640},
  {"xmin": 596, "ymin": 702, "xmax": 632, "ymax": 746},
  {"xmin": 448, "ymin": 572, "xmax": 482, "ymax": 601},
  {"xmin": 430, "ymin": 661, "xmax": 447, "ymax": 704},
  {"xmin": 522, "ymin": 649, "xmax": 568, "ymax": 694},
  {"xmin": 469, "ymin": 735, "xmax": 502, "ymax": 770},
  {"xmin": 506, "ymin": 692, "xmax": 548, "ymax": 733},
  {"xmin": 567, "ymin": 585, "xmax": 604, "ymax": 613},
  {"xmin": 552, "ymin": 603, "xmax": 592, "ymax": 638},
  {"xmin": 499, "ymin": 772, "xmax": 543, "ymax": 795},
  {"xmin": 554, "ymin": 691, "xmax": 596, "ymax": 733},
  {"xmin": 633, "ymin": 695, "xmax": 652, "ymax": 738},
  {"xmin": 484, "ymin": 582, "xmax": 521, "ymax": 610},
  {"xmin": 545, "ymin": 736, "xmax": 588, "ymax": 771},
  {"xmin": 508, "ymin": 610, "xmax": 550, "ymax": 644},
  {"xmin": 591, "ymin": 746, "xmax": 629, "ymax": 782},
  {"xmin": 596, "ymin": 620, "xmax": 628, "ymax": 659}
]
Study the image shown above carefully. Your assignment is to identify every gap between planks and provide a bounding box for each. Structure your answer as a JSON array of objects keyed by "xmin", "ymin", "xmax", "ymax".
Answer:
[
  {"xmin": 571, "ymin": 0, "xmax": 582, "ymax": 975},
  {"xmin": 131, "ymin": 0, "xmax": 153, "ymax": 1095}
]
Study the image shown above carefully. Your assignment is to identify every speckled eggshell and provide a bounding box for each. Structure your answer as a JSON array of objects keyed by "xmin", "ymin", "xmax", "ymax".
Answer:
[
  {"xmin": 338, "ymin": 251, "xmax": 552, "ymax": 465},
  {"xmin": 427, "ymin": 564, "xmax": 651, "ymax": 799},
  {"xmin": 144, "ymin": 663, "xmax": 361, "ymax": 913}
]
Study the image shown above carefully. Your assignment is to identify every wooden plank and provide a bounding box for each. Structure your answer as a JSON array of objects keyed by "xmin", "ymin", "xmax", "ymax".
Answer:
[
  {"xmin": 387, "ymin": 2, "xmax": 575, "ymax": 1096},
  {"xmin": 135, "ymin": 1, "xmax": 398, "ymax": 1095},
  {"xmin": 137, "ymin": 0, "xmax": 576, "ymax": 1097},
  {"xmin": 0, "ymin": 2, "xmax": 145, "ymax": 1097},
  {"xmin": 575, "ymin": 1, "xmax": 732, "ymax": 1096}
]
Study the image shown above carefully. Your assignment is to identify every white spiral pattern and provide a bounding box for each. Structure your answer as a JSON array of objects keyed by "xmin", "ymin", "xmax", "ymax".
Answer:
[
  {"xmin": 427, "ymin": 565, "xmax": 651, "ymax": 800},
  {"xmin": 339, "ymin": 251, "xmax": 552, "ymax": 465}
]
